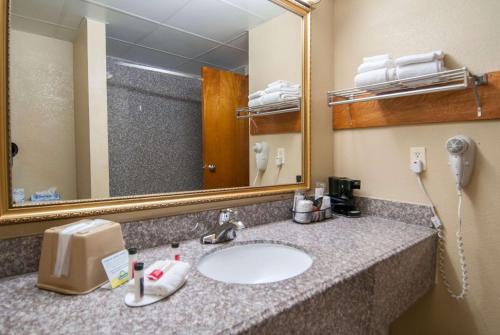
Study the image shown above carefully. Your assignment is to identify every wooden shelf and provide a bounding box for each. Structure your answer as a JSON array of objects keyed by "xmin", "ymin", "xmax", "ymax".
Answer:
[{"xmin": 331, "ymin": 71, "xmax": 500, "ymax": 130}]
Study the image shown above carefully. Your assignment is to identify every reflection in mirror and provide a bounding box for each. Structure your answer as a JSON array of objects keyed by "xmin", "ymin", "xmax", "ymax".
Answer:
[{"xmin": 8, "ymin": 0, "xmax": 304, "ymax": 206}]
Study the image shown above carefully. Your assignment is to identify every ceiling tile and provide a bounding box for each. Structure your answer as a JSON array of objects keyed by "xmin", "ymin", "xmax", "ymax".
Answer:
[
  {"xmin": 122, "ymin": 45, "xmax": 187, "ymax": 70},
  {"xmin": 53, "ymin": 26, "xmax": 78, "ymax": 41},
  {"xmin": 140, "ymin": 26, "xmax": 219, "ymax": 59},
  {"xmin": 10, "ymin": 15, "xmax": 58, "ymax": 39},
  {"xmin": 166, "ymin": 0, "xmax": 261, "ymax": 42},
  {"xmin": 222, "ymin": 0, "xmax": 286, "ymax": 20},
  {"xmin": 173, "ymin": 60, "xmax": 206, "ymax": 76},
  {"xmin": 226, "ymin": 33, "xmax": 248, "ymax": 51},
  {"xmin": 196, "ymin": 45, "xmax": 248, "ymax": 70},
  {"xmin": 59, "ymin": 0, "xmax": 158, "ymax": 42},
  {"xmin": 92, "ymin": 0, "xmax": 190, "ymax": 22},
  {"xmin": 11, "ymin": 0, "xmax": 65, "ymax": 23},
  {"xmin": 106, "ymin": 38, "xmax": 132, "ymax": 58}
]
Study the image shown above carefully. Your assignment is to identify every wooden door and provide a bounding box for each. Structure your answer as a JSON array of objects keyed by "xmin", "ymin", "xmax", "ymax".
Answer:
[{"xmin": 202, "ymin": 67, "xmax": 249, "ymax": 189}]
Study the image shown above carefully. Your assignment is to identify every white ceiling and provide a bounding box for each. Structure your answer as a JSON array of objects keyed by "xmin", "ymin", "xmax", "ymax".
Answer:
[{"xmin": 10, "ymin": 0, "xmax": 287, "ymax": 75}]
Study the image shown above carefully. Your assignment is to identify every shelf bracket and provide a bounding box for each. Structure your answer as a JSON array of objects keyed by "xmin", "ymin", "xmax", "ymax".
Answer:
[{"xmin": 471, "ymin": 73, "xmax": 488, "ymax": 118}]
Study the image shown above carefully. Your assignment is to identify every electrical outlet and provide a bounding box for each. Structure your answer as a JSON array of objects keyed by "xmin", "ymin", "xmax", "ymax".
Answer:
[{"xmin": 410, "ymin": 147, "xmax": 427, "ymax": 170}]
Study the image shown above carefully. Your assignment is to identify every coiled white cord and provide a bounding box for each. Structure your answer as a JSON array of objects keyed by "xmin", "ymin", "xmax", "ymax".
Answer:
[{"xmin": 416, "ymin": 174, "xmax": 469, "ymax": 300}]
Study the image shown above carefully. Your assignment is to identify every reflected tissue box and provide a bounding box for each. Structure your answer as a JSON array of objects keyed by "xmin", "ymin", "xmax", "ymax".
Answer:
[{"xmin": 37, "ymin": 220, "xmax": 125, "ymax": 295}]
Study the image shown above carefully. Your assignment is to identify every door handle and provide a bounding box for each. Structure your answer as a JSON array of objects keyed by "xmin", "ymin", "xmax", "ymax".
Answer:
[{"xmin": 207, "ymin": 164, "xmax": 216, "ymax": 172}]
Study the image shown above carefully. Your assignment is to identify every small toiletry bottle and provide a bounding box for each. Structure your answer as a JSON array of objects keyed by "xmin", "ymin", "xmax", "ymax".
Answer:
[
  {"xmin": 134, "ymin": 262, "xmax": 144, "ymax": 302},
  {"xmin": 172, "ymin": 242, "xmax": 180, "ymax": 261},
  {"xmin": 315, "ymin": 182, "xmax": 325, "ymax": 200},
  {"xmin": 128, "ymin": 248, "xmax": 138, "ymax": 280}
]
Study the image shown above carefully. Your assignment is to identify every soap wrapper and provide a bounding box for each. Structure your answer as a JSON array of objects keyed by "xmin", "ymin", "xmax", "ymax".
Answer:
[{"xmin": 101, "ymin": 249, "xmax": 129, "ymax": 289}]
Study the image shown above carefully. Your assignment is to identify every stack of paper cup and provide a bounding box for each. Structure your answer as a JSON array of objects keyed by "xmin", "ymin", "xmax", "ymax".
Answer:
[{"xmin": 294, "ymin": 200, "xmax": 313, "ymax": 223}]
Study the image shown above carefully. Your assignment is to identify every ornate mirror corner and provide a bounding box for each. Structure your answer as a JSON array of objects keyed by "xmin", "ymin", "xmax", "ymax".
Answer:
[{"xmin": 0, "ymin": 0, "xmax": 311, "ymax": 225}]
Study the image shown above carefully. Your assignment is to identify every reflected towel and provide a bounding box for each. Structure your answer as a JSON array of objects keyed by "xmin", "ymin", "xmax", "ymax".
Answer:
[
  {"xmin": 260, "ymin": 91, "xmax": 300, "ymax": 105},
  {"xmin": 248, "ymin": 90, "xmax": 264, "ymax": 100},
  {"xmin": 264, "ymin": 85, "xmax": 300, "ymax": 94}
]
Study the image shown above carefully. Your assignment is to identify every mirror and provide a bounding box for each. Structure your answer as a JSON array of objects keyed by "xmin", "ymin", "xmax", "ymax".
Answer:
[{"xmin": 7, "ymin": 0, "xmax": 305, "ymax": 207}]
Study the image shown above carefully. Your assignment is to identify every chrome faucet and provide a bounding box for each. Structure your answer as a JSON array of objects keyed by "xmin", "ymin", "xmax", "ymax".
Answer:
[{"xmin": 200, "ymin": 209, "xmax": 245, "ymax": 244}]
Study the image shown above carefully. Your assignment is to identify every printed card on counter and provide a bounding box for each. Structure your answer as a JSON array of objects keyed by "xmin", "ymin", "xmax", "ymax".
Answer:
[{"xmin": 101, "ymin": 249, "xmax": 129, "ymax": 289}]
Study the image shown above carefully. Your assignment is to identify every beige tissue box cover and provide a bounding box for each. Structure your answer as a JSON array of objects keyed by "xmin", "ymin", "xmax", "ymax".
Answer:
[{"xmin": 37, "ymin": 221, "xmax": 125, "ymax": 295}]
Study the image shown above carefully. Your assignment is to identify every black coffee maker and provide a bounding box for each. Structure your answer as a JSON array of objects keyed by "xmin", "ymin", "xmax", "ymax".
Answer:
[{"xmin": 328, "ymin": 177, "xmax": 361, "ymax": 217}]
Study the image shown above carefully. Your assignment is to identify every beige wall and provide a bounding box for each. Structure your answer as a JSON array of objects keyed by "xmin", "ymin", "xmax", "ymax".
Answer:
[
  {"xmin": 9, "ymin": 30, "xmax": 77, "ymax": 201},
  {"xmin": 249, "ymin": 12, "xmax": 303, "ymax": 186},
  {"xmin": 328, "ymin": 0, "xmax": 500, "ymax": 334},
  {"xmin": 73, "ymin": 18, "xmax": 110, "ymax": 199}
]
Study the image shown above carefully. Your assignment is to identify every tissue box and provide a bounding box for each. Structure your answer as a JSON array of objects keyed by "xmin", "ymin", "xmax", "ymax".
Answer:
[{"xmin": 37, "ymin": 220, "xmax": 125, "ymax": 295}]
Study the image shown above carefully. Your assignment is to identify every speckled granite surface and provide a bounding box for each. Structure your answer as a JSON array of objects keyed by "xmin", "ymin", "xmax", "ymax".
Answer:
[
  {"xmin": 0, "ymin": 199, "xmax": 292, "ymax": 278},
  {"xmin": 355, "ymin": 197, "xmax": 433, "ymax": 227},
  {"xmin": 0, "ymin": 216, "xmax": 436, "ymax": 335}
]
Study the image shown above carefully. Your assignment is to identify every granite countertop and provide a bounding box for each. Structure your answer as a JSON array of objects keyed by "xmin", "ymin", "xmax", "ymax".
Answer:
[{"xmin": 0, "ymin": 216, "xmax": 436, "ymax": 335}]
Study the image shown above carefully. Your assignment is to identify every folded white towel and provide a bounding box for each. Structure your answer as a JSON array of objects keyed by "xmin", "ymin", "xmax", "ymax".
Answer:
[
  {"xmin": 260, "ymin": 91, "xmax": 300, "ymax": 105},
  {"xmin": 354, "ymin": 68, "xmax": 393, "ymax": 87},
  {"xmin": 264, "ymin": 85, "xmax": 301, "ymax": 94},
  {"xmin": 267, "ymin": 80, "xmax": 294, "ymax": 88},
  {"xmin": 362, "ymin": 54, "xmax": 391, "ymax": 63},
  {"xmin": 249, "ymin": 97, "xmax": 263, "ymax": 108},
  {"xmin": 128, "ymin": 260, "xmax": 190, "ymax": 297},
  {"xmin": 248, "ymin": 90, "xmax": 264, "ymax": 100},
  {"xmin": 396, "ymin": 60, "xmax": 443, "ymax": 80},
  {"xmin": 395, "ymin": 50, "xmax": 444, "ymax": 67},
  {"xmin": 357, "ymin": 59, "xmax": 394, "ymax": 73}
]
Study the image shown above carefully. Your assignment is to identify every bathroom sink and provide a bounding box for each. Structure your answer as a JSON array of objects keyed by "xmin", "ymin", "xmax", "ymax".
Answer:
[{"xmin": 197, "ymin": 242, "xmax": 313, "ymax": 284}]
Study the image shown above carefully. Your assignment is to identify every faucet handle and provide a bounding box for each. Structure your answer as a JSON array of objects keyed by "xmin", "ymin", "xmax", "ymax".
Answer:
[{"xmin": 219, "ymin": 208, "xmax": 237, "ymax": 225}]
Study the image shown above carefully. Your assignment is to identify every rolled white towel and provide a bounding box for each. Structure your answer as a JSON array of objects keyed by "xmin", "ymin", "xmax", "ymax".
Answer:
[
  {"xmin": 354, "ymin": 68, "xmax": 391, "ymax": 87},
  {"xmin": 357, "ymin": 59, "xmax": 394, "ymax": 73},
  {"xmin": 264, "ymin": 85, "xmax": 301, "ymax": 94},
  {"xmin": 362, "ymin": 54, "xmax": 391, "ymax": 63},
  {"xmin": 396, "ymin": 60, "xmax": 444, "ymax": 80},
  {"xmin": 248, "ymin": 90, "xmax": 264, "ymax": 100},
  {"xmin": 395, "ymin": 50, "xmax": 444, "ymax": 67},
  {"xmin": 260, "ymin": 91, "xmax": 300, "ymax": 105}
]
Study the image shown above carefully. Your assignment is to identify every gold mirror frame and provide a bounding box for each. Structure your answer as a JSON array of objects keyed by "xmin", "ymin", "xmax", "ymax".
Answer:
[{"xmin": 0, "ymin": 0, "xmax": 311, "ymax": 226}]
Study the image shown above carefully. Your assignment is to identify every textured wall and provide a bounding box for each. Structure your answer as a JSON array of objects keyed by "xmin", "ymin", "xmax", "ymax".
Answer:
[
  {"xmin": 9, "ymin": 30, "xmax": 77, "ymax": 201},
  {"xmin": 328, "ymin": 0, "xmax": 500, "ymax": 334},
  {"xmin": 107, "ymin": 57, "xmax": 203, "ymax": 197}
]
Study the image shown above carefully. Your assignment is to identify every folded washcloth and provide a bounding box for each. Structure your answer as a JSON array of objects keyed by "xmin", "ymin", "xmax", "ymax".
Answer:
[
  {"xmin": 248, "ymin": 90, "xmax": 264, "ymax": 100},
  {"xmin": 357, "ymin": 59, "xmax": 394, "ymax": 73},
  {"xmin": 128, "ymin": 260, "xmax": 190, "ymax": 297},
  {"xmin": 395, "ymin": 50, "xmax": 444, "ymax": 67},
  {"xmin": 264, "ymin": 85, "xmax": 301, "ymax": 94},
  {"xmin": 260, "ymin": 91, "xmax": 300, "ymax": 105},
  {"xmin": 362, "ymin": 54, "xmax": 391, "ymax": 63},
  {"xmin": 354, "ymin": 68, "xmax": 394, "ymax": 87},
  {"xmin": 396, "ymin": 60, "xmax": 444, "ymax": 80}
]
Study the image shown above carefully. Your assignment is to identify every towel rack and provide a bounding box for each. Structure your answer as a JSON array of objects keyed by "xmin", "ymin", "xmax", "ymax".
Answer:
[
  {"xmin": 236, "ymin": 98, "xmax": 301, "ymax": 119},
  {"xmin": 327, "ymin": 68, "xmax": 487, "ymax": 117}
]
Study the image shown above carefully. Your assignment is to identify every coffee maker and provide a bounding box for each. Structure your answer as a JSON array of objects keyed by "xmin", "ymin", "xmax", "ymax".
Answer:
[{"xmin": 328, "ymin": 177, "xmax": 361, "ymax": 217}]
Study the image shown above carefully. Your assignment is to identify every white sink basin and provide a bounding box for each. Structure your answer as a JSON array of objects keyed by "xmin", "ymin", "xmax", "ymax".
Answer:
[{"xmin": 197, "ymin": 242, "xmax": 313, "ymax": 284}]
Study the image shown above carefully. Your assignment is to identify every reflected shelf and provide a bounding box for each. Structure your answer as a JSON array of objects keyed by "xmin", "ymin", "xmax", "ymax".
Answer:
[{"xmin": 236, "ymin": 98, "xmax": 301, "ymax": 119}]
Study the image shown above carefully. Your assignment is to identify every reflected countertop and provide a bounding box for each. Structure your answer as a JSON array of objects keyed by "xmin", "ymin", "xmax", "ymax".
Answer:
[{"xmin": 0, "ymin": 216, "xmax": 436, "ymax": 335}]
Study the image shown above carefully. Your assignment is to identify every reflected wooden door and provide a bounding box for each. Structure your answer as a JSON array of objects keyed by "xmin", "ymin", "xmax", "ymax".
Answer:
[{"xmin": 202, "ymin": 66, "xmax": 249, "ymax": 189}]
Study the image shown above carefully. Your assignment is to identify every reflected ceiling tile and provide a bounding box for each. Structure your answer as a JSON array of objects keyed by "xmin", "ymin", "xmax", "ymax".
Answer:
[
  {"xmin": 92, "ymin": 0, "xmax": 190, "ymax": 22},
  {"xmin": 122, "ymin": 45, "xmax": 187, "ymax": 70},
  {"xmin": 222, "ymin": 0, "xmax": 286, "ymax": 20},
  {"xmin": 53, "ymin": 27, "xmax": 78, "ymax": 42},
  {"xmin": 140, "ymin": 26, "xmax": 219, "ymax": 59},
  {"xmin": 174, "ymin": 60, "xmax": 206, "ymax": 77},
  {"xmin": 106, "ymin": 38, "xmax": 132, "ymax": 57},
  {"xmin": 11, "ymin": 0, "xmax": 65, "ymax": 23},
  {"xmin": 196, "ymin": 45, "xmax": 248, "ymax": 70},
  {"xmin": 226, "ymin": 33, "xmax": 248, "ymax": 51},
  {"xmin": 166, "ymin": 0, "xmax": 261, "ymax": 42},
  {"xmin": 10, "ymin": 15, "xmax": 58, "ymax": 39}
]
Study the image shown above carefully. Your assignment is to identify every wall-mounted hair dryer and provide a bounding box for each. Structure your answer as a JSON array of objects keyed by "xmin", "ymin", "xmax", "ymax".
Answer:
[
  {"xmin": 253, "ymin": 142, "xmax": 269, "ymax": 173},
  {"xmin": 446, "ymin": 135, "xmax": 475, "ymax": 189}
]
